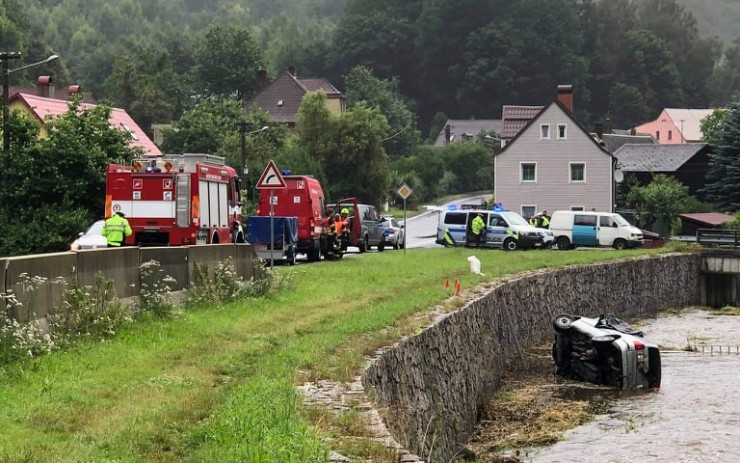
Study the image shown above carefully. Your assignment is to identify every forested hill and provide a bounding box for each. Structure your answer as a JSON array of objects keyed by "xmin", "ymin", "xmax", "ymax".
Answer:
[{"xmin": 2, "ymin": 0, "xmax": 740, "ymax": 136}]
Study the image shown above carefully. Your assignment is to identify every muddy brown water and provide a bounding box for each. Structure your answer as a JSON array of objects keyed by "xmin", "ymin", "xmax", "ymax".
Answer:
[{"xmin": 504, "ymin": 308, "xmax": 740, "ymax": 463}]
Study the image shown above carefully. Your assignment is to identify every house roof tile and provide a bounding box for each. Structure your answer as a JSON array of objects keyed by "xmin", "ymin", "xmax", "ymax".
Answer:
[
  {"xmin": 601, "ymin": 133, "xmax": 657, "ymax": 154},
  {"xmin": 11, "ymin": 93, "xmax": 161, "ymax": 155},
  {"xmin": 678, "ymin": 212, "xmax": 734, "ymax": 227},
  {"xmin": 501, "ymin": 105, "xmax": 543, "ymax": 140},
  {"xmin": 246, "ymin": 72, "xmax": 343, "ymax": 123},
  {"xmin": 613, "ymin": 143, "xmax": 706, "ymax": 172}
]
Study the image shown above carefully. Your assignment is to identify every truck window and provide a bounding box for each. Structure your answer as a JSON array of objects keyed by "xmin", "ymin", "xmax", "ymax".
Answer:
[
  {"xmin": 599, "ymin": 216, "xmax": 614, "ymax": 227},
  {"xmin": 574, "ymin": 214, "xmax": 596, "ymax": 226},
  {"xmin": 444, "ymin": 212, "xmax": 467, "ymax": 225}
]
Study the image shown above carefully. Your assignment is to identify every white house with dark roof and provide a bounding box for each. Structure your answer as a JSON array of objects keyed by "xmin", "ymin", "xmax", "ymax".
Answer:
[{"xmin": 494, "ymin": 85, "xmax": 615, "ymax": 217}]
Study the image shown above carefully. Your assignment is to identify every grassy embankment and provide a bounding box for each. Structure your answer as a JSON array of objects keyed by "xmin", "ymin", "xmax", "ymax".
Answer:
[{"xmin": 0, "ymin": 246, "xmax": 678, "ymax": 462}]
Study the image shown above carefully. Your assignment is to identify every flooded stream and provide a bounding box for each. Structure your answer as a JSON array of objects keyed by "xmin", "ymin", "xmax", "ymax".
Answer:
[{"xmin": 494, "ymin": 308, "xmax": 740, "ymax": 463}]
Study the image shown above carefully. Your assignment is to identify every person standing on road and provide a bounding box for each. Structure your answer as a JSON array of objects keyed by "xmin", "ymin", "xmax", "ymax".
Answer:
[
  {"xmin": 471, "ymin": 213, "xmax": 485, "ymax": 247},
  {"xmin": 102, "ymin": 211, "xmax": 132, "ymax": 247},
  {"xmin": 540, "ymin": 211, "xmax": 550, "ymax": 229}
]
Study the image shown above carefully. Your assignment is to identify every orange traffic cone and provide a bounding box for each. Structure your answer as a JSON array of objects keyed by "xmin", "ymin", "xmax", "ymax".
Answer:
[
  {"xmin": 454, "ymin": 279, "xmax": 461, "ymax": 296},
  {"xmin": 444, "ymin": 279, "xmax": 449, "ymax": 290}
]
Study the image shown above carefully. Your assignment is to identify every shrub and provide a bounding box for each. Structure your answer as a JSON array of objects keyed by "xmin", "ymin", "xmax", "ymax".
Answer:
[{"xmin": 138, "ymin": 260, "xmax": 178, "ymax": 318}]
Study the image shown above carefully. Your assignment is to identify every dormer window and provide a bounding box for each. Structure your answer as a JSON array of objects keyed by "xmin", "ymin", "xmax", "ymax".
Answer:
[{"xmin": 540, "ymin": 124, "xmax": 550, "ymax": 140}]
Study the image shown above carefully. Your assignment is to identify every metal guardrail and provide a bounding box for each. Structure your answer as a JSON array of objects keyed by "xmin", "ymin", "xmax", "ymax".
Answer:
[{"xmin": 696, "ymin": 228, "xmax": 740, "ymax": 247}]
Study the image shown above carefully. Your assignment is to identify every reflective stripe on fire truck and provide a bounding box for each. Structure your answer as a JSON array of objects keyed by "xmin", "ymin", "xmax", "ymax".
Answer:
[
  {"xmin": 106, "ymin": 201, "xmax": 175, "ymax": 218},
  {"xmin": 105, "ymin": 195, "xmax": 112, "ymax": 218},
  {"xmin": 192, "ymin": 196, "xmax": 200, "ymax": 226}
]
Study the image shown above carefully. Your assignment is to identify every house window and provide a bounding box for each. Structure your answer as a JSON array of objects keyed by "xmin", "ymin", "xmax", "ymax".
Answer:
[
  {"xmin": 557, "ymin": 124, "xmax": 567, "ymax": 139},
  {"xmin": 570, "ymin": 206, "xmax": 584, "ymax": 211},
  {"xmin": 521, "ymin": 205, "xmax": 536, "ymax": 219},
  {"xmin": 540, "ymin": 124, "xmax": 550, "ymax": 140},
  {"xmin": 570, "ymin": 163, "xmax": 585, "ymax": 182},
  {"xmin": 521, "ymin": 162, "xmax": 537, "ymax": 182},
  {"xmin": 656, "ymin": 130, "xmax": 660, "ymax": 140},
  {"xmin": 668, "ymin": 130, "xmax": 672, "ymax": 140}
]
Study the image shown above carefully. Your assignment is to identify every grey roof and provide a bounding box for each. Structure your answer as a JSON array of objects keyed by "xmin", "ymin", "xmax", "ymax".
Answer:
[
  {"xmin": 613, "ymin": 143, "xmax": 707, "ymax": 172},
  {"xmin": 433, "ymin": 119, "xmax": 503, "ymax": 146},
  {"xmin": 601, "ymin": 133, "xmax": 657, "ymax": 154}
]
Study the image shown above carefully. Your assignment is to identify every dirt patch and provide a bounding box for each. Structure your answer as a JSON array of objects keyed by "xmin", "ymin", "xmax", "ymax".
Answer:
[{"xmin": 465, "ymin": 347, "xmax": 606, "ymax": 463}]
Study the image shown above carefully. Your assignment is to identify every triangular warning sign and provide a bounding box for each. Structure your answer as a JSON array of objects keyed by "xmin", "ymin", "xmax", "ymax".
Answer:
[{"xmin": 256, "ymin": 160, "xmax": 287, "ymax": 189}]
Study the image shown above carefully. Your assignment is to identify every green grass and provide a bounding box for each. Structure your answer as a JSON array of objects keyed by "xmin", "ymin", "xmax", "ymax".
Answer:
[{"xmin": 0, "ymin": 245, "xmax": 681, "ymax": 462}]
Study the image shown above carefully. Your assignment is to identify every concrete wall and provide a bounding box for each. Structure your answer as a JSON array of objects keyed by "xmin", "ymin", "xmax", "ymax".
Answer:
[
  {"xmin": 362, "ymin": 254, "xmax": 700, "ymax": 463},
  {"xmin": 3, "ymin": 244, "xmax": 259, "ymax": 322}
]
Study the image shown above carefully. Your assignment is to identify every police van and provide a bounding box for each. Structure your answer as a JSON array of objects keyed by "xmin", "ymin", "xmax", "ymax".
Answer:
[{"xmin": 435, "ymin": 209, "xmax": 554, "ymax": 250}]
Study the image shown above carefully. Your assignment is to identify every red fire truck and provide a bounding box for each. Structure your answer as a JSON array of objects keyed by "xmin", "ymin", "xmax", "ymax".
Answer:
[{"xmin": 105, "ymin": 154, "xmax": 244, "ymax": 246}]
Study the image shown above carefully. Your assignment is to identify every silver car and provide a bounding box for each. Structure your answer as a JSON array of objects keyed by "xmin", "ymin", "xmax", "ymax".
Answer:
[
  {"xmin": 71, "ymin": 220, "xmax": 108, "ymax": 250},
  {"xmin": 552, "ymin": 313, "xmax": 661, "ymax": 390},
  {"xmin": 380, "ymin": 216, "xmax": 405, "ymax": 249}
]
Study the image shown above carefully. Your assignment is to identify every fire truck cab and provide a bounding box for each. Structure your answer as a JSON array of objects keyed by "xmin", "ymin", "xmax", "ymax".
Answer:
[{"xmin": 105, "ymin": 154, "xmax": 243, "ymax": 246}]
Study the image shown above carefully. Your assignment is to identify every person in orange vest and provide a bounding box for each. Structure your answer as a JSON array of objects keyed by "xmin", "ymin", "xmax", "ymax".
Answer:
[{"xmin": 333, "ymin": 213, "xmax": 346, "ymax": 253}]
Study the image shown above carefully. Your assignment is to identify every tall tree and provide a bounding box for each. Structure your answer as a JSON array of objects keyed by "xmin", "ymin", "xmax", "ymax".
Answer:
[
  {"xmin": 191, "ymin": 24, "xmax": 264, "ymax": 100},
  {"xmin": 343, "ymin": 65, "xmax": 417, "ymax": 161},
  {"xmin": 161, "ymin": 97, "xmax": 244, "ymax": 154},
  {"xmin": 627, "ymin": 174, "xmax": 691, "ymax": 233},
  {"xmin": 703, "ymin": 101, "xmax": 740, "ymax": 211}
]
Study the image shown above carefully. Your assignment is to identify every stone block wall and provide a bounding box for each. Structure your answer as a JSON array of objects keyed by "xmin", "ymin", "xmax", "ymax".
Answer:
[{"xmin": 362, "ymin": 254, "xmax": 700, "ymax": 463}]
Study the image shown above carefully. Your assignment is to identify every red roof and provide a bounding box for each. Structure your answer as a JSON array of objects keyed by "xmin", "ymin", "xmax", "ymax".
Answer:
[
  {"xmin": 10, "ymin": 93, "xmax": 161, "ymax": 156},
  {"xmin": 678, "ymin": 213, "xmax": 734, "ymax": 227},
  {"xmin": 501, "ymin": 105, "xmax": 544, "ymax": 140}
]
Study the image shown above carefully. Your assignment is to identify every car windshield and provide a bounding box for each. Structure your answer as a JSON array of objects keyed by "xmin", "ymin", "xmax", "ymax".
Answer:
[
  {"xmin": 501, "ymin": 211, "xmax": 528, "ymax": 226},
  {"xmin": 613, "ymin": 214, "xmax": 631, "ymax": 227},
  {"xmin": 86, "ymin": 220, "xmax": 105, "ymax": 235}
]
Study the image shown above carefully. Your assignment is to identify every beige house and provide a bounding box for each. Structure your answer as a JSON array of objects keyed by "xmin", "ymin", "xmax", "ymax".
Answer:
[{"xmin": 494, "ymin": 86, "xmax": 615, "ymax": 218}]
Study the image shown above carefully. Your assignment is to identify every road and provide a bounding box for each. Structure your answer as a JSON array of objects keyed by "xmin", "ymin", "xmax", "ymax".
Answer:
[{"xmin": 402, "ymin": 194, "xmax": 492, "ymax": 249}]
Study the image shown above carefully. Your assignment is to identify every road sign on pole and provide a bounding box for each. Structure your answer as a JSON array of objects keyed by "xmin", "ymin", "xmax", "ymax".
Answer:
[
  {"xmin": 256, "ymin": 160, "xmax": 287, "ymax": 189},
  {"xmin": 396, "ymin": 183, "xmax": 413, "ymax": 254}
]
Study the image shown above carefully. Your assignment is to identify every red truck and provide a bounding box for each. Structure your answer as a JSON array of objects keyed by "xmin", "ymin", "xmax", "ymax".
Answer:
[
  {"xmin": 105, "ymin": 154, "xmax": 244, "ymax": 246},
  {"xmin": 255, "ymin": 175, "xmax": 327, "ymax": 261}
]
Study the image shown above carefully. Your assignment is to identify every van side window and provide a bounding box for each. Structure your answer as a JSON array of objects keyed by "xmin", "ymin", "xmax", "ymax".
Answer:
[
  {"xmin": 444, "ymin": 213, "xmax": 467, "ymax": 225},
  {"xmin": 490, "ymin": 215, "xmax": 503, "ymax": 227},
  {"xmin": 600, "ymin": 216, "xmax": 614, "ymax": 227},
  {"xmin": 574, "ymin": 215, "xmax": 596, "ymax": 226}
]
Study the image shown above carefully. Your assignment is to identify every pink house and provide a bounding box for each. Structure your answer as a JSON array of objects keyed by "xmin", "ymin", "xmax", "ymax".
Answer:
[
  {"xmin": 633, "ymin": 108, "xmax": 714, "ymax": 144},
  {"xmin": 9, "ymin": 93, "xmax": 161, "ymax": 156}
]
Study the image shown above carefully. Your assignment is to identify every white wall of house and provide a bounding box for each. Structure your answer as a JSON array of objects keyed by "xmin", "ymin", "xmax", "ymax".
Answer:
[{"xmin": 494, "ymin": 103, "xmax": 613, "ymax": 216}]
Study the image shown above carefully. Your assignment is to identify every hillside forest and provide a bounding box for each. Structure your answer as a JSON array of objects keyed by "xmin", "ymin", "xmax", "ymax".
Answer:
[{"xmin": 2, "ymin": 0, "xmax": 740, "ymax": 254}]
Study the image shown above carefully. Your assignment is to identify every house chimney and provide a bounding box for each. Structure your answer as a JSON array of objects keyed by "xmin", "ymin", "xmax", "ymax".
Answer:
[
  {"xmin": 288, "ymin": 65, "xmax": 296, "ymax": 77},
  {"xmin": 37, "ymin": 75, "xmax": 54, "ymax": 98},
  {"xmin": 256, "ymin": 69, "xmax": 267, "ymax": 93},
  {"xmin": 444, "ymin": 124, "xmax": 451, "ymax": 143},
  {"xmin": 557, "ymin": 85, "xmax": 573, "ymax": 113}
]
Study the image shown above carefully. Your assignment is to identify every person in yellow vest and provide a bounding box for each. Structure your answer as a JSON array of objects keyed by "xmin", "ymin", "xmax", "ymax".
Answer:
[
  {"xmin": 540, "ymin": 211, "xmax": 550, "ymax": 229},
  {"xmin": 470, "ymin": 213, "xmax": 486, "ymax": 247},
  {"xmin": 102, "ymin": 211, "xmax": 132, "ymax": 247}
]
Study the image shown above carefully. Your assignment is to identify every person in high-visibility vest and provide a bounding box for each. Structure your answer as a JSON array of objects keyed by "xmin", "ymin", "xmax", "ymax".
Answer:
[
  {"xmin": 470, "ymin": 213, "xmax": 485, "ymax": 247},
  {"xmin": 102, "ymin": 212, "xmax": 132, "ymax": 247},
  {"xmin": 540, "ymin": 211, "xmax": 550, "ymax": 229}
]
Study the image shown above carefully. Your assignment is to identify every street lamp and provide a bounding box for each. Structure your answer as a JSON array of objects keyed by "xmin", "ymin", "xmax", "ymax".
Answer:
[
  {"xmin": 2, "ymin": 53, "xmax": 59, "ymax": 154},
  {"xmin": 237, "ymin": 122, "xmax": 269, "ymax": 197}
]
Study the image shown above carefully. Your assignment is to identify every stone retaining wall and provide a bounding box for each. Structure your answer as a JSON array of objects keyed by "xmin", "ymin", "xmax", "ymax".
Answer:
[{"xmin": 361, "ymin": 254, "xmax": 700, "ymax": 463}]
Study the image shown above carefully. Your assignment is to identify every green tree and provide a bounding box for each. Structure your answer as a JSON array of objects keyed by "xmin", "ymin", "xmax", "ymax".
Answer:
[
  {"xmin": 607, "ymin": 83, "xmax": 650, "ymax": 129},
  {"xmin": 703, "ymin": 101, "xmax": 740, "ymax": 210},
  {"xmin": 192, "ymin": 24, "xmax": 264, "ymax": 100},
  {"xmin": 343, "ymin": 65, "xmax": 417, "ymax": 161},
  {"xmin": 627, "ymin": 174, "xmax": 691, "ymax": 234},
  {"xmin": 700, "ymin": 108, "xmax": 729, "ymax": 146},
  {"xmin": 161, "ymin": 97, "xmax": 244, "ymax": 154},
  {"xmin": 710, "ymin": 38, "xmax": 740, "ymax": 106},
  {"xmin": 0, "ymin": 100, "xmax": 138, "ymax": 255}
]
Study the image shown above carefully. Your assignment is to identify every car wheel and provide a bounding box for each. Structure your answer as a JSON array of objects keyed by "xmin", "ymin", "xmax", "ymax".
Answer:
[
  {"xmin": 557, "ymin": 236, "xmax": 571, "ymax": 251},
  {"xmin": 287, "ymin": 246, "xmax": 296, "ymax": 266},
  {"xmin": 358, "ymin": 240, "xmax": 366, "ymax": 253},
  {"xmin": 503, "ymin": 238, "xmax": 518, "ymax": 251},
  {"xmin": 363, "ymin": 234, "xmax": 371, "ymax": 251},
  {"xmin": 592, "ymin": 334, "xmax": 620, "ymax": 348},
  {"xmin": 378, "ymin": 241, "xmax": 385, "ymax": 252},
  {"xmin": 553, "ymin": 314, "xmax": 575, "ymax": 333},
  {"xmin": 613, "ymin": 239, "xmax": 627, "ymax": 250}
]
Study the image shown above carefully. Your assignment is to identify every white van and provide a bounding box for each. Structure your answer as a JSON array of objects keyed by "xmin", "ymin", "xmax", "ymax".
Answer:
[
  {"xmin": 436, "ymin": 209, "xmax": 554, "ymax": 250},
  {"xmin": 549, "ymin": 211, "xmax": 643, "ymax": 250}
]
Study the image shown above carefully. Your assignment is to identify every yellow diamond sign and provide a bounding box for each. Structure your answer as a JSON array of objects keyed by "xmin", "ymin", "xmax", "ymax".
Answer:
[{"xmin": 397, "ymin": 183, "xmax": 413, "ymax": 200}]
